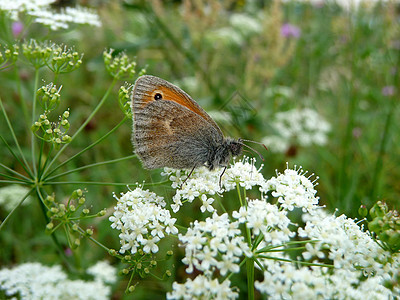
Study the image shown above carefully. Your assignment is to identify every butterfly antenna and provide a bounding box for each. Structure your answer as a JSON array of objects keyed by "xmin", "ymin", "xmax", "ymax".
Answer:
[
  {"xmin": 240, "ymin": 139, "xmax": 268, "ymax": 151},
  {"xmin": 238, "ymin": 141, "xmax": 265, "ymax": 161}
]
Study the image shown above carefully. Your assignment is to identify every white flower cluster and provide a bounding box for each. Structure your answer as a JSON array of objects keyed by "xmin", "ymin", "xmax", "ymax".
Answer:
[
  {"xmin": 162, "ymin": 167, "xmax": 222, "ymax": 213},
  {"xmin": 262, "ymin": 108, "xmax": 331, "ymax": 153},
  {"xmin": 109, "ymin": 187, "xmax": 178, "ymax": 254},
  {"xmin": 0, "ymin": 184, "xmax": 32, "ymax": 211},
  {"xmin": 282, "ymin": 0, "xmax": 399, "ymax": 10},
  {"xmin": 0, "ymin": 262, "xmax": 114, "ymax": 300},
  {"xmin": 299, "ymin": 210, "xmax": 390, "ymax": 272},
  {"xmin": 0, "ymin": 0, "xmax": 101, "ymax": 30},
  {"xmin": 167, "ymin": 275, "xmax": 238, "ymax": 300},
  {"xmin": 169, "ymin": 212, "xmax": 248, "ymax": 299},
  {"xmin": 255, "ymin": 209, "xmax": 398, "ymax": 298},
  {"xmin": 233, "ymin": 200, "xmax": 294, "ymax": 246},
  {"xmin": 261, "ymin": 165, "xmax": 320, "ymax": 213},
  {"xmin": 256, "ymin": 259, "xmax": 393, "ymax": 299},
  {"xmin": 87, "ymin": 260, "xmax": 117, "ymax": 285},
  {"xmin": 163, "ymin": 161, "xmax": 399, "ymax": 299},
  {"xmin": 179, "ymin": 212, "xmax": 249, "ymax": 275},
  {"xmin": 223, "ymin": 157, "xmax": 265, "ymax": 190},
  {"xmin": 163, "ymin": 157, "xmax": 265, "ymax": 212}
]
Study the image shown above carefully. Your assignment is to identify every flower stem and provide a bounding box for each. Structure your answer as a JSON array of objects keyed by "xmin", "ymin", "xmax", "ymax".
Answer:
[
  {"xmin": 43, "ymin": 116, "xmax": 127, "ymax": 179},
  {"xmin": 42, "ymin": 78, "xmax": 118, "ymax": 177},
  {"xmin": 246, "ymin": 258, "xmax": 255, "ymax": 300},
  {"xmin": 0, "ymin": 99, "xmax": 33, "ymax": 177},
  {"xmin": 45, "ymin": 154, "xmax": 136, "ymax": 181},
  {"xmin": 0, "ymin": 187, "xmax": 34, "ymax": 231},
  {"xmin": 31, "ymin": 69, "xmax": 40, "ymax": 175}
]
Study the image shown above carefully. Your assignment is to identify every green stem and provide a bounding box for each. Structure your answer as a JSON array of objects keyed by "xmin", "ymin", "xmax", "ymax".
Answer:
[
  {"xmin": 43, "ymin": 116, "xmax": 128, "ymax": 179},
  {"xmin": 46, "ymin": 155, "xmax": 136, "ymax": 181},
  {"xmin": 0, "ymin": 179, "xmax": 32, "ymax": 184},
  {"xmin": 0, "ymin": 187, "xmax": 34, "ymax": 231},
  {"xmin": 35, "ymin": 186, "xmax": 71, "ymax": 268},
  {"xmin": 0, "ymin": 174, "xmax": 31, "ymax": 184},
  {"xmin": 246, "ymin": 257, "xmax": 255, "ymax": 300},
  {"xmin": 14, "ymin": 65, "xmax": 30, "ymax": 123},
  {"xmin": 257, "ymin": 255, "xmax": 334, "ymax": 268},
  {"xmin": 43, "ymin": 181, "xmax": 136, "ymax": 186},
  {"xmin": 31, "ymin": 69, "xmax": 40, "ymax": 175},
  {"xmin": 0, "ymin": 161, "xmax": 31, "ymax": 181},
  {"xmin": 0, "ymin": 99, "xmax": 33, "ymax": 178},
  {"xmin": 256, "ymin": 239, "xmax": 316, "ymax": 253},
  {"xmin": 37, "ymin": 139, "xmax": 45, "ymax": 180},
  {"xmin": 236, "ymin": 183, "xmax": 243, "ymax": 207},
  {"xmin": 42, "ymin": 78, "xmax": 118, "ymax": 177}
]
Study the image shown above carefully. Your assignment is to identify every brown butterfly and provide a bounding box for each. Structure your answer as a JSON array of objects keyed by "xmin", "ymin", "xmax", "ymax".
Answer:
[{"xmin": 131, "ymin": 75, "xmax": 261, "ymax": 178}]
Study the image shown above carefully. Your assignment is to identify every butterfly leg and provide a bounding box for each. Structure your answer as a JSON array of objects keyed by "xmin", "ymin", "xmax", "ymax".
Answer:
[
  {"xmin": 219, "ymin": 166, "xmax": 227, "ymax": 189},
  {"xmin": 180, "ymin": 165, "xmax": 196, "ymax": 188}
]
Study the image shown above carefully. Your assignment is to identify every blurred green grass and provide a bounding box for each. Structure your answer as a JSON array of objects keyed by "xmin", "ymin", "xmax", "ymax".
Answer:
[{"xmin": 1, "ymin": 0, "xmax": 399, "ymax": 298}]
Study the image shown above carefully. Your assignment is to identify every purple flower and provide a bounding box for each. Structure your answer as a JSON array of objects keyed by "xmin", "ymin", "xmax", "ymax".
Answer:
[
  {"xmin": 12, "ymin": 22, "xmax": 24, "ymax": 37},
  {"xmin": 382, "ymin": 86, "xmax": 395, "ymax": 96},
  {"xmin": 281, "ymin": 23, "xmax": 301, "ymax": 39}
]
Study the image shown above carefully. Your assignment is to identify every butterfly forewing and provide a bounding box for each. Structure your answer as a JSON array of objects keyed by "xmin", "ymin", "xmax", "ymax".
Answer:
[{"xmin": 132, "ymin": 75, "xmax": 222, "ymax": 134}]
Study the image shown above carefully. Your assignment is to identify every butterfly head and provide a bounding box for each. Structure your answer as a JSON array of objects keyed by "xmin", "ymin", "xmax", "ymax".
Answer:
[{"xmin": 228, "ymin": 138, "xmax": 243, "ymax": 157}]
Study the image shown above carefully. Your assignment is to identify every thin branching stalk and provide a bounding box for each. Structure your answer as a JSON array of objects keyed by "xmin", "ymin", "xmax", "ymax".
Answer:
[{"xmin": 42, "ymin": 77, "xmax": 118, "ymax": 177}]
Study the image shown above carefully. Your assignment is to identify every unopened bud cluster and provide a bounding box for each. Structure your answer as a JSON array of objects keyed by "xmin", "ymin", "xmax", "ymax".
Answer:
[
  {"xmin": 22, "ymin": 39, "xmax": 82, "ymax": 73},
  {"xmin": 45, "ymin": 189, "xmax": 106, "ymax": 245},
  {"xmin": 103, "ymin": 49, "xmax": 146, "ymax": 80},
  {"xmin": 366, "ymin": 201, "xmax": 400, "ymax": 253},
  {"xmin": 0, "ymin": 44, "xmax": 19, "ymax": 69},
  {"xmin": 118, "ymin": 83, "xmax": 133, "ymax": 117},
  {"xmin": 32, "ymin": 84, "xmax": 71, "ymax": 148},
  {"xmin": 47, "ymin": 45, "xmax": 83, "ymax": 74},
  {"xmin": 45, "ymin": 189, "xmax": 86, "ymax": 222}
]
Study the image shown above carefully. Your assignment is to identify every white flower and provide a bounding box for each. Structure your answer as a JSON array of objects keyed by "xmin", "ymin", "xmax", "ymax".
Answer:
[
  {"xmin": 200, "ymin": 194, "xmax": 215, "ymax": 213},
  {"xmin": 262, "ymin": 135, "xmax": 290, "ymax": 153},
  {"xmin": 167, "ymin": 275, "xmax": 238, "ymax": 299},
  {"xmin": 233, "ymin": 199, "xmax": 293, "ymax": 245},
  {"xmin": 0, "ymin": 262, "xmax": 111, "ymax": 300},
  {"xmin": 230, "ymin": 13, "xmax": 262, "ymax": 37},
  {"xmin": 206, "ymin": 27, "xmax": 243, "ymax": 46},
  {"xmin": 262, "ymin": 108, "xmax": 331, "ymax": 153},
  {"xmin": 178, "ymin": 212, "xmax": 249, "ymax": 275},
  {"xmin": 302, "ymin": 242, "xmax": 325, "ymax": 260},
  {"xmin": 163, "ymin": 166, "xmax": 221, "ymax": 213},
  {"xmin": 109, "ymin": 186, "xmax": 177, "ymax": 254},
  {"xmin": 142, "ymin": 236, "xmax": 160, "ymax": 253},
  {"xmin": 260, "ymin": 164, "xmax": 320, "ymax": 213},
  {"xmin": 164, "ymin": 157, "xmax": 264, "ymax": 212},
  {"xmin": 222, "ymin": 157, "xmax": 265, "ymax": 191},
  {"xmin": 87, "ymin": 261, "xmax": 117, "ymax": 285},
  {"xmin": 0, "ymin": 185, "xmax": 32, "ymax": 211},
  {"xmin": 0, "ymin": 0, "xmax": 101, "ymax": 29}
]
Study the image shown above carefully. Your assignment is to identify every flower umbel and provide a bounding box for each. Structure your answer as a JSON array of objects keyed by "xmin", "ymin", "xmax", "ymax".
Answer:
[
  {"xmin": 31, "ymin": 83, "xmax": 72, "ymax": 148},
  {"xmin": 262, "ymin": 108, "xmax": 331, "ymax": 153},
  {"xmin": 103, "ymin": 49, "xmax": 146, "ymax": 80},
  {"xmin": 0, "ymin": 262, "xmax": 112, "ymax": 300},
  {"xmin": 109, "ymin": 186, "xmax": 178, "ymax": 255},
  {"xmin": 0, "ymin": 44, "xmax": 19, "ymax": 70},
  {"xmin": 110, "ymin": 159, "xmax": 399, "ymax": 299}
]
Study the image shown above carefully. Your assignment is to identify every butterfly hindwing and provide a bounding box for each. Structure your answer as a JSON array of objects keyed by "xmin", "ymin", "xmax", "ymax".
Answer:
[{"xmin": 133, "ymin": 99, "xmax": 224, "ymax": 169}]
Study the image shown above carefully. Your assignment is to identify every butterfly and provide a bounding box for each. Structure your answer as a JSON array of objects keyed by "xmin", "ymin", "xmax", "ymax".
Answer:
[{"xmin": 131, "ymin": 75, "xmax": 262, "ymax": 179}]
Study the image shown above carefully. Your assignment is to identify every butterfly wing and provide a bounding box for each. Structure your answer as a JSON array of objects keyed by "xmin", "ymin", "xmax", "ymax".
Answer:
[
  {"xmin": 132, "ymin": 75, "xmax": 223, "ymax": 135},
  {"xmin": 131, "ymin": 75, "xmax": 224, "ymax": 169}
]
